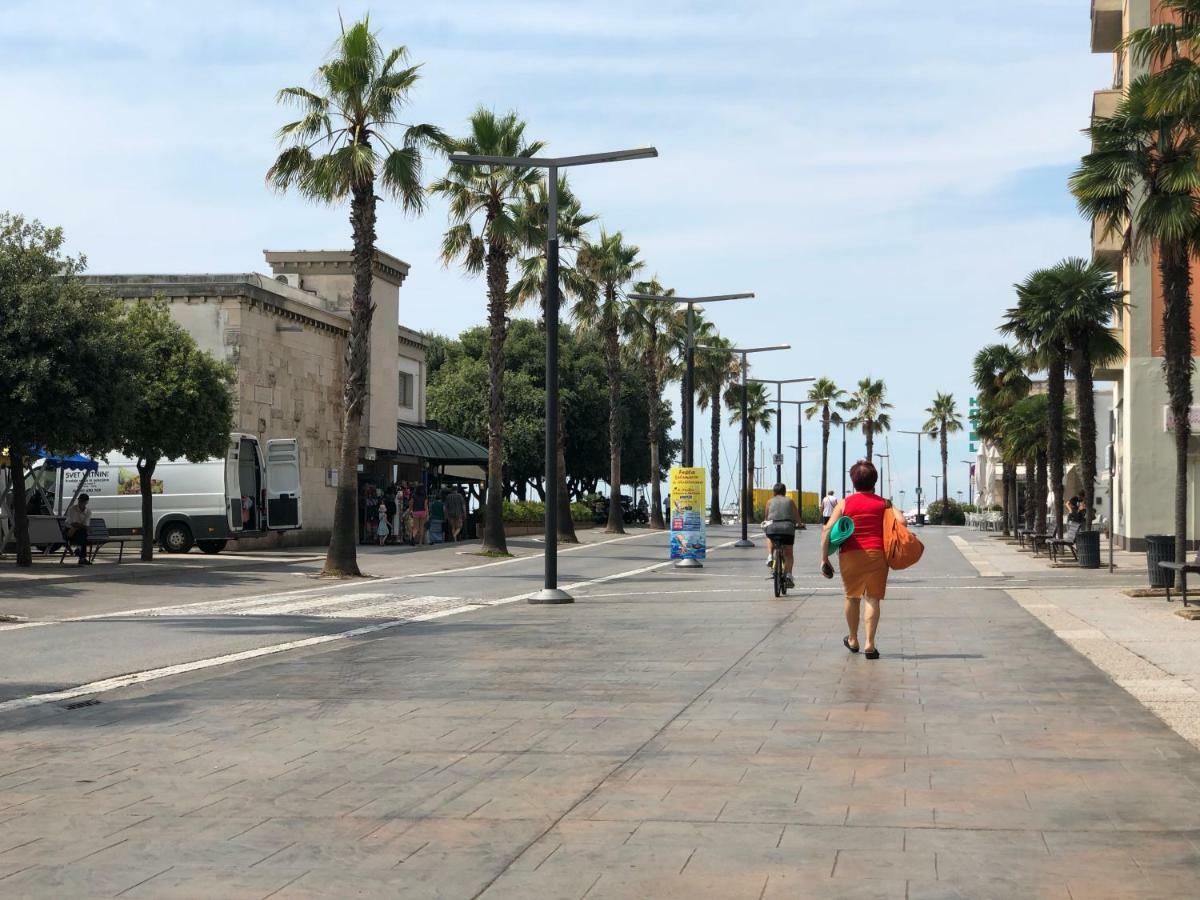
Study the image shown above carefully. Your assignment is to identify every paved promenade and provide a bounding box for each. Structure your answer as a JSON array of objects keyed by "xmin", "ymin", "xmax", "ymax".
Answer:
[{"xmin": 1, "ymin": 528, "xmax": 1199, "ymax": 898}]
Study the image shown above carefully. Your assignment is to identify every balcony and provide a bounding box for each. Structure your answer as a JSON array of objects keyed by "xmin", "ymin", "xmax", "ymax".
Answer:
[
  {"xmin": 1092, "ymin": 88, "xmax": 1120, "ymax": 123},
  {"xmin": 1091, "ymin": 0, "xmax": 1123, "ymax": 54},
  {"xmin": 1092, "ymin": 219, "xmax": 1124, "ymax": 271}
]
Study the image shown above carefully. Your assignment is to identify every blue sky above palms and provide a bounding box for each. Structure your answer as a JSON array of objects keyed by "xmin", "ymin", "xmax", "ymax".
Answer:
[{"xmin": 0, "ymin": 0, "xmax": 1107, "ymax": 504}]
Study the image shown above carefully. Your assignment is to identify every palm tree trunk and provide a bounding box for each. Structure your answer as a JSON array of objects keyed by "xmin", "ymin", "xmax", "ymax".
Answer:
[
  {"xmin": 137, "ymin": 457, "xmax": 157, "ymax": 561},
  {"xmin": 1072, "ymin": 346, "xmax": 1098, "ymax": 530},
  {"xmin": 940, "ymin": 429, "xmax": 949, "ymax": 524},
  {"xmin": 647, "ymin": 370, "xmax": 664, "ymax": 530},
  {"xmin": 557, "ymin": 414, "xmax": 577, "ymax": 543},
  {"xmin": 865, "ymin": 422, "xmax": 874, "ymax": 463},
  {"xmin": 605, "ymin": 318, "xmax": 625, "ymax": 534},
  {"xmin": 481, "ymin": 228, "xmax": 509, "ymax": 555},
  {"xmin": 1036, "ymin": 449, "xmax": 1048, "ymax": 538},
  {"xmin": 1047, "ymin": 357, "xmax": 1066, "ymax": 538},
  {"xmin": 1024, "ymin": 458, "xmax": 1035, "ymax": 533},
  {"xmin": 820, "ymin": 408, "xmax": 830, "ymax": 498},
  {"xmin": 1161, "ymin": 239, "xmax": 1195, "ymax": 563},
  {"xmin": 1001, "ymin": 462, "xmax": 1012, "ymax": 537},
  {"xmin": 708, "ymin": 394, "xmax": 722, "ymax": 525},
  {"xmin": 323, "ymin": 179, "xmax": 376, "ymax": 577}
]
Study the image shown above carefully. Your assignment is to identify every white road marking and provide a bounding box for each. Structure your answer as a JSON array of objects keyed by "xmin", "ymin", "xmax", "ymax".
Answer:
[{"xmin": 0, "ymin": 536, "xmax": 715, "ymax": 714}]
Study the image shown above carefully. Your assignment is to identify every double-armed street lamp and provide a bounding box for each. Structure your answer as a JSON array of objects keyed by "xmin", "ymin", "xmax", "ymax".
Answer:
[
  {"xmin": 627, "ymin": 291, "xmax": 754, "ymax": 467},
  {"xmin": 898, "ymin": 429, "xmax": 934, "ymax": 525},
  {"xmin": 698, "ymin": 344, "xmax": 790, "ymax": 548},
  {"xmin": 749, "ymin": 380, "xmax": 816, "ymax": 486},
  {"xmin": 450, "ymin": 145, "xmax": 658, "ymax": 604}
]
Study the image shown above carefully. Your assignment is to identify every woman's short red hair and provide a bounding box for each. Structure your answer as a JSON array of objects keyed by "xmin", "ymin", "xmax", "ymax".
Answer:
[{"xmin": 849, "ymin": 460, "xmax": 878, "ymax": 491}]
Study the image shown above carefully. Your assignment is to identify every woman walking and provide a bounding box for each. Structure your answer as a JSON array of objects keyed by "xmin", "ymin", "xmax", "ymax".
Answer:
[{"xmin": 821, "ymin": 460, "xmax": 889, "ymax": 659}]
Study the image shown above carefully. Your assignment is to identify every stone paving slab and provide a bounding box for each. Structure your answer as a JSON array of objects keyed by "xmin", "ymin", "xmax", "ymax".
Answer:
[{"xmin": 1, "ymin": 531, "xmax": 1199, "ymax": 897}]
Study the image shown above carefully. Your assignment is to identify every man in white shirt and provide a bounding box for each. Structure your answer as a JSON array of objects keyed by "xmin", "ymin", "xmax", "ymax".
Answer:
[
  {"xmin": 820, "ymin": 491, "xmax": 839, "ymax": 525},
  {"xmin": 64, "ymin": 493, "xmax": 92, "ymax": 565}
]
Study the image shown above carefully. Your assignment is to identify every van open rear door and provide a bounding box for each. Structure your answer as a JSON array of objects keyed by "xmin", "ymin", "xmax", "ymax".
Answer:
[
  {"xmin": 265, "ymin": 439, "xmax": 302, "ymax": 530},
  {"xmin": 226, "ymin": 440, "xmax": 244, "ymax": 533}
]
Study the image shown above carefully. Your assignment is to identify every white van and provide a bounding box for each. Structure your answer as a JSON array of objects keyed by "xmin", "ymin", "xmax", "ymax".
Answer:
[{"xmin": 30, "ymin": 434, "xmax": 302, "ymax": 554}]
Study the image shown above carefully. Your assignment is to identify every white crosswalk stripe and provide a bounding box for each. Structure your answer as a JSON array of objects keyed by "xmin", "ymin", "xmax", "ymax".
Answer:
[{"xmin": 117, "ymin": 592, "xmax": 466, "ymax": 620}]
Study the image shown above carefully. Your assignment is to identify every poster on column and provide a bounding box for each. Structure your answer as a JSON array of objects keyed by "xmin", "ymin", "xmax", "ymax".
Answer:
[{"xmin": 669, "ymin": 467, "xmax": 706, "ymax": 560}]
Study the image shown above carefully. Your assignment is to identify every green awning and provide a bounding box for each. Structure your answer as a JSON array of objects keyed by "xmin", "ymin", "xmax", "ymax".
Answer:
[{"xmin": 395, "ymin": 423, "xmax": 488, "ymax": 465}]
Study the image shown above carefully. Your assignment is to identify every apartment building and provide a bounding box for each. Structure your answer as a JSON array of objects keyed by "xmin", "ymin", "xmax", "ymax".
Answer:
[{"xmin": 1090, "ymin": 0, "xmax": 1200, "ymax": 549}]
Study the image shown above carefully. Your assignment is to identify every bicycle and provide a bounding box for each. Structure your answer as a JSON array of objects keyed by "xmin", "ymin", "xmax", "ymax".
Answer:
[
  {"xmin": 772, "ymin": 540, "xmax": 788, "ymax": 597},
  {"xmin": 763, "ymin": 520, "xmax": 795, "ymax": 598}
]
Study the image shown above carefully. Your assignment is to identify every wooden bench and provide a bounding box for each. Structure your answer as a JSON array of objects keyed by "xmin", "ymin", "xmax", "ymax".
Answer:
[
  {"xmin": 1049, "ymin": 521, "xmax": 1083, "ymax": 563},
  {"xmin": 1161, "ymin": 553, "xmax": 1200, "ymax": 607},
  {"xmin": 58, "ymin": 517, "xmax": 127, "ymax": 564}
]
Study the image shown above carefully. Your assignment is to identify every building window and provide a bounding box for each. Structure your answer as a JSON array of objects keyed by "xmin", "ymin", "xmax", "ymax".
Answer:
[{"xmin": 399, "ymin": 371, "xmax": 415, "ymax": 408}]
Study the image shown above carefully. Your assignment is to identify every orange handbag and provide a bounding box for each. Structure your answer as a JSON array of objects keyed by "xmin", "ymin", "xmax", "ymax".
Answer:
[{"xmin": 883, "ymin": 503, "xmax": 924, "ymax": 570}]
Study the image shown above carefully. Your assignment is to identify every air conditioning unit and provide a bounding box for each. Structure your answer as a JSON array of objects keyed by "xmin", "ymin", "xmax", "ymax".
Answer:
[{"xmin": 274, "ymin": 273, "xmax": 302, "ymax": 289}]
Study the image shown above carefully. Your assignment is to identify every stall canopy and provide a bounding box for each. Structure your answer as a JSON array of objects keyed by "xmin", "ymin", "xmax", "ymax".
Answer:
[
  {"xmin": 395, "ymin": 423, "xmax": 487, "ymax": 466},
  {"xmin": 33, "ymin": 449, "xmax": 100, "ymax": 472}
]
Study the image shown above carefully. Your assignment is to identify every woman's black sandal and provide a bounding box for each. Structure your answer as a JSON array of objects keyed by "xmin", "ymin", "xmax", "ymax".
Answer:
[
  {"xmin": 864, "ymin": 648, "xmax": 880, "ymax": 660},
  {"xmin": 843, "ymin": 636, "xmax": 859, "ymax": 654}
]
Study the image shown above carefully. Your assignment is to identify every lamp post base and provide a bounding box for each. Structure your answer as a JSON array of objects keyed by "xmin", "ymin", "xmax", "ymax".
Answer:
[
  {"xmin": 734, "ymin": 538, "xmax": 756, "ymax": 548},
  {"xmin": 675, "ymin": 558, "xmax": 703, "ymax": 569},
  {"xmin": 528, "ymin": 589, "xmax": 574, "ymax": 605}
]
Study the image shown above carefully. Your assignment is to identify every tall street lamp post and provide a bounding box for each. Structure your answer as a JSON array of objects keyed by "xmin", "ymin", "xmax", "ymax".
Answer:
[
  {"xmin": 875, "ymin": 453, "xmax": 890, "ymax": 499},
  {"xmin": 777, "ymin": 399, "xmax": 818, "ymax": 514},
  {"xmin": 750, "ymin": 380, "xmax": 815, "ymax": 485},
  {"xmin": 699, "ymin": 344, "xmax": 790, "ymax": 548},
  {"xmin": 840, "ymin": 420, "xmax": 848, "ymax": 497},
  {"xmin": 627, "ymin": 291, "xmax": 753, "ymax": 467},
  {"xmin": 451, "ymin": 146, "xmax": 657, "ymax": 605},
  {"xmin": 932, "ymin": 474, "xmax": 942, "ymax": 515},
  {"xmin": 898, "ymin": 429, "xmax": 933, "ymax": 525}
]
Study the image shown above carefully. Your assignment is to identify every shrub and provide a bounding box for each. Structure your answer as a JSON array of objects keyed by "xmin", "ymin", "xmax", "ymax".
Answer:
[
  {"xmin": 570, "ymin": 502, "xmax": 592, "ymax": 522},
  {"xmin": 501, "ymin": 500, "xmax": 544, "ymax": 523},
  {"xmin": 924, "ymin": 498, "xmax": 966, "ymax": 526}
]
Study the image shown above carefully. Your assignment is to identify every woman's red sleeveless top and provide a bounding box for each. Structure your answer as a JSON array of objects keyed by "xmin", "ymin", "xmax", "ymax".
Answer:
[{"xmin": 842, "ymin": 492, "xmax": 886, "ymax": 552}]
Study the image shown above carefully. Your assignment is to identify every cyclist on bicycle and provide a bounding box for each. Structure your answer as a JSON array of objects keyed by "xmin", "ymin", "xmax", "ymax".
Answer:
[{"xmin": 765, "ymin": 483, "xmax": 798, "ymax": 588}]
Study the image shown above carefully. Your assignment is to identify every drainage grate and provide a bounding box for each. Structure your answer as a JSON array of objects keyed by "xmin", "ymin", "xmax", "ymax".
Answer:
[{"xmin": 62, "ymin": 698, "xmax": 102, "ymax": 710}]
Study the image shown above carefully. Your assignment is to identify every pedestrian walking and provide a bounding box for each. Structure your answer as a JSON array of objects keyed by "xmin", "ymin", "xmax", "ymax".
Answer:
[
  {"xmin": 821, "ymin": 461, "xmax": 889, "ymax": 659},
  {"xmin": 820, "ymin": 490, "xmax": 838, "ymax": 526},
  {"xmin": 444, "ymin": 487, "xmax": 466, "ymax": 542},
  {"xmin": 411, "ymin": 483, "xmax": 428, "ymax": 545}
]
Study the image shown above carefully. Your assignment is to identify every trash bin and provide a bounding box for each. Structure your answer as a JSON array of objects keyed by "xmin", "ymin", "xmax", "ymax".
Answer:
[
  {"xmin": 1076, "ymin": 530, "xmax": 1101, "ymax": 569},
  {"xmin": 1146, "ymin": 534, "xmax": 1176, "ymax": 588}
]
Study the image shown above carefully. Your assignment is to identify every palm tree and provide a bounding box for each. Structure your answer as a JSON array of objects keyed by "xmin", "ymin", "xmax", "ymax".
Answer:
[
  {"xmin": 973, "ymin": 344, "xmax": 1032, "ymax": 536},
  {"xmin": 1001, "ymin": 395, "xmax": 1082, "ymax": 539},
  {"xmin": 667, "ymin": 309, "xmax": 715, "ymax": 457},
  {"xmin": 625, "ymin": 278, "xmax": 678, "ymax": 530},
  {"xmin": 1052, "ymin": 258, "xmax": 1127, "ymax": 529},
  {"xmin": 430, "ymin": 109, "xmax": 545, "ymax": 555},
  {"xmin": 728, "ymin": 380, "xmax": 772, "ymax": 522},
  {"xmin": 577, "ymin": 230, "xmax": 644, "ymax": 533},
  {"xmin": 803, "ymin": 378, "xmax": 845, "ymax": 500},
  {"xmin": 923, "ymin": 392, "xmax": 965, "ymax": 524},
  {"xmin": 696, "ymin": 336, "xmax": 738, "ymax": 525},
  {"xmin": 1001, "ymin": 268, "xmax": 1070, "ymax": 537},
  {"xmin": 1072, "ymin": 54, "xmax": 1200, "ymax": 565},
  {"xmin": 843, "ymin": 378, "xmax": 893, "ymax": 463},
  {"xmin": 267, "ymin": 17, "xmax": 444, "ymax": 577},
  {"xmin": 509, "ymin": 174, "xmax": 596, "ymax": 543}
]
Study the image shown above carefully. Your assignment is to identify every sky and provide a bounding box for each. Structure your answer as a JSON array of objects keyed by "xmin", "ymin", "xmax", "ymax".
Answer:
[{"xmin": 0, "ymin": 0, "xmax": 1110, "ymax": 508}]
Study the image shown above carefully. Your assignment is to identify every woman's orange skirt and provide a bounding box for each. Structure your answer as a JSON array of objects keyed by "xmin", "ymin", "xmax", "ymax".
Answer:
[{"xmin": 839, "ymin": 549, "xmax": 889, "ymax": 600}]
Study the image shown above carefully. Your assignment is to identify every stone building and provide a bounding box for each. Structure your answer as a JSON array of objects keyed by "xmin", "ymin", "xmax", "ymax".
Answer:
[{"xmin": 86, "ymin": 248, "xmax": 482, "ymax": 547}]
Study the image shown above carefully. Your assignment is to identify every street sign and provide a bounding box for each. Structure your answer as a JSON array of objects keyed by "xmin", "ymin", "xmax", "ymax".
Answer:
[
  {"xmin": 915, "ymin": 487, "xmax": 923, "ymax": 496},
  {"xmin": 772, "ymin": 453, "xmax": 784, "ymax": 466}
]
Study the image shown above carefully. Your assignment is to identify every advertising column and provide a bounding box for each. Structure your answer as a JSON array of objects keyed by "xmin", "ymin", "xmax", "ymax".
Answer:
[{"xmin": 669, "ymin": 467, "xmax": 706, "ymax": 561}]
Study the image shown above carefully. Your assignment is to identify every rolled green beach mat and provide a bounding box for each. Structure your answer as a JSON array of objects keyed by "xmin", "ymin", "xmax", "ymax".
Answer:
[{"xmin": 828, "ymin": 515, "xmax": 855, "ymax": 550}]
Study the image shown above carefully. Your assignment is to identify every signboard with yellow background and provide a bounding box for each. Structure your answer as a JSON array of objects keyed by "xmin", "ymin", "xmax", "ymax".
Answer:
[{"xmin": 669, "ymin": 467, "xmax": 706, "ymax": 560}]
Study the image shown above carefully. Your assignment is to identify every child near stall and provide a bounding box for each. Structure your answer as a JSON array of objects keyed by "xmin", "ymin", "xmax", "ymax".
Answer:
[{"xmin": 375, "ymin": 499, "xmax": 390, "ymax": 546}]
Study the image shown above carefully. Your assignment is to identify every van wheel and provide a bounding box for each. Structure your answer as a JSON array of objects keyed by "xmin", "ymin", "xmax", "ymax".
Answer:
[
  {"xmin": 197, "ymin": 540, "xmax": 227, "ymax": 555},
  {"xmin": 160, "ymin": 522, "xmax": 194, "ymax": 554}
]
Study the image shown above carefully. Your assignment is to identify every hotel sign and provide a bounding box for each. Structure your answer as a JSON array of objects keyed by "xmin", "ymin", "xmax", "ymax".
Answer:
[{"xmin": 1162, "ymin": 406, "xmax": 1200, "ymax": 432}]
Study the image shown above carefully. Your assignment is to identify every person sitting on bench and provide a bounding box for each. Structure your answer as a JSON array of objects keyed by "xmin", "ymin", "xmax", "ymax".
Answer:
[{"xmin": 64, "ymin": 493, "xmax": 92, "ymax": 566}]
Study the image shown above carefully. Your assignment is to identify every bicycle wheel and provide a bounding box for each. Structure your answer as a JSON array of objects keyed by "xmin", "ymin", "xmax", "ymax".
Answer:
[{"xmin": 773, "ymin": 549, "xmax": 783, "ymax": 597}]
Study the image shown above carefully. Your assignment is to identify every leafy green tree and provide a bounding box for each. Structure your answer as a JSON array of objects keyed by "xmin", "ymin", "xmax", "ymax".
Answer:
[
  {"xmin": 431, "ymin": 109, "xmax": 544, "ymax": 554},
  {"xmin": 267, "ymin": 17, "xmax": 443, "ymax": 577},
  {"xmin": 116, "ymin": 301, "xmax": 236, "ymax": 560},
  {"xmin": 577, "ymin": 230, "xmax": 644, "ymax": 533},
  {"xmin": 0, "ymin": 214, "xmax": 133, "ymax": 566},
  {"xmin": 804, "ymin": 378, "xmax": 845, "ymax": 499},
  {"xmin": 1052, "ymin": 258, "xmax": 1126, "ymax": 529},
  {"xmin": 727, "ymin": 380, "xmax": 772, "ymax": 523},
  {"xmin": 922, "ymin": 392, "xmax": 964, "ymax": 524},
  {"xmin": 1072, "ymin": 40, "xmax": 1200, "ymax": 564},
  {"xmin": 625, "ymin": 278, "xmax": 679, "ymax": 530},
  {"xmin": 696, "ymin": 336, "xmax": 738, "ymax": 524},
  {"xmin": 972, "ymin": 344, "xmax": 1032, "ymax": 536},
  {"xmin": 843, "ymin": 377, "xmax": 892, "ymax": 462}
]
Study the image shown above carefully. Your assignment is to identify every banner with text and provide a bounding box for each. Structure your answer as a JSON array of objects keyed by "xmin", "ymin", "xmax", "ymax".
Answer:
[{"xmin": 669, "ymin": 467, "xmax": 707, "ymax": 560}]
